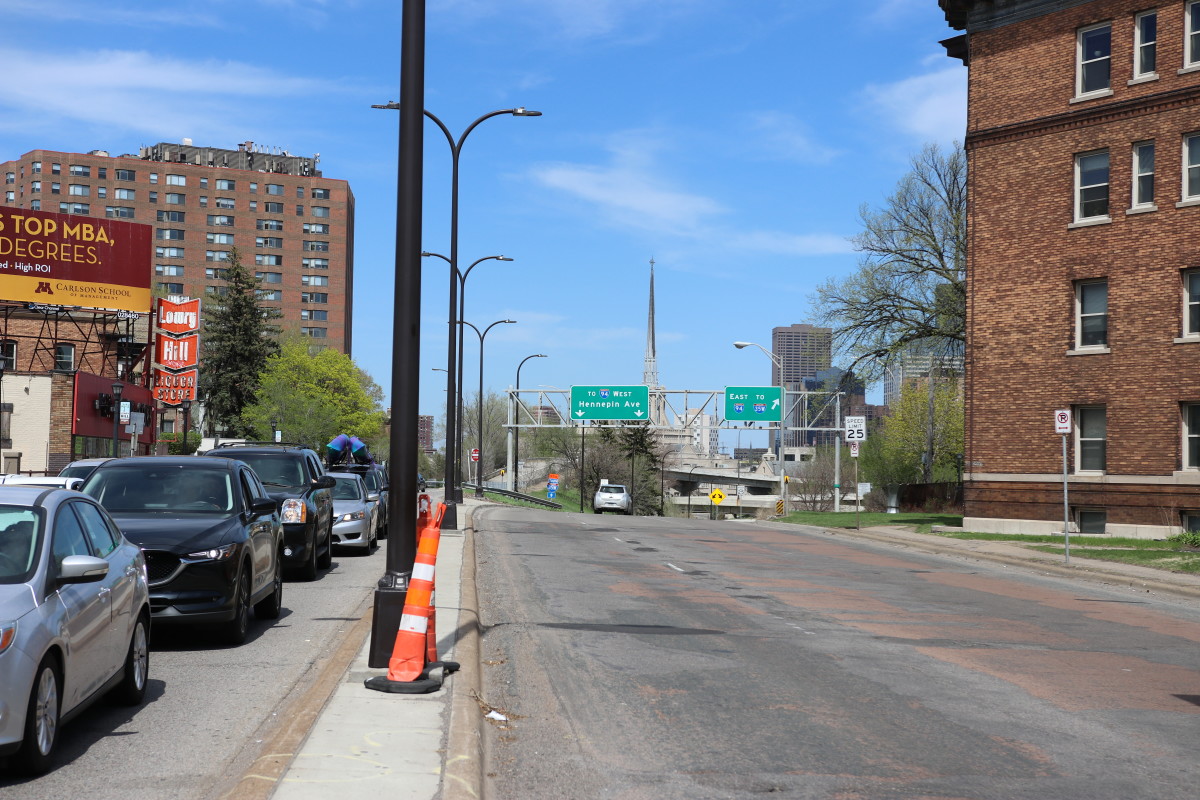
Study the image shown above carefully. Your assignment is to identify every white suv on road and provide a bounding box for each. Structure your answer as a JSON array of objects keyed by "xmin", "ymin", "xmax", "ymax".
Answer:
[{"xmin": 593, "ymin": 483, "xmax": 632, "ymax": 514}]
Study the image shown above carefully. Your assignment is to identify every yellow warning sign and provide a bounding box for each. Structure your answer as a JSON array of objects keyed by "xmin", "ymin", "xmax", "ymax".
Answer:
[{"xmin": 709, "ymin": 488, "xmax": 726, "ymax": 505}]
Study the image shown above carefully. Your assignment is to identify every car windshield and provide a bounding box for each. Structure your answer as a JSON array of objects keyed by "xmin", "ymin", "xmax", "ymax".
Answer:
[
  {"xmin": 222, "ymin": 453, "xmax": 305, "ymax": 486},
  {"xmin": 84, "ymin": 465, "xmax": 234, "ymax": 514},
  {"xmin": 599, "ymin": 486, "xmax": 625, "ymax": 494},
  {"xmin": 59, "ymin": 463, "xmax": 99, "ymax": 480},
  {"xmin": 331, "ymin": 476, "xmax": 363, "ymax": 501},
  {"xmin": 0, "ymin": 507, "xmax": 42, "ymax": 583}
]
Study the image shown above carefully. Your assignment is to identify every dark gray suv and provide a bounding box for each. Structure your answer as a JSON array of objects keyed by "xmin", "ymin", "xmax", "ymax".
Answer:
[{"xmin": 206, "ymin": 445, "xmax": 335, "ymax": 581}]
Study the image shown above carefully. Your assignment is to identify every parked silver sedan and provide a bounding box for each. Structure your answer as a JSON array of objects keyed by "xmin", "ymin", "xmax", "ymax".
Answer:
[
  {"xmin": 0, "ymin": 487, "xmax": 150, "ymax": 774},
  {"xmin": 329, "ymin": 473, "xmax": 378, "ymax": 553}
]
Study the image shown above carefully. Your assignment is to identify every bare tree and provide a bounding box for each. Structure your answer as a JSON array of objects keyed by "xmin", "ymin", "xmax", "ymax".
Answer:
[{"xmin": 812, "ymin": 142, "xmax": 966, "ymax": 379}]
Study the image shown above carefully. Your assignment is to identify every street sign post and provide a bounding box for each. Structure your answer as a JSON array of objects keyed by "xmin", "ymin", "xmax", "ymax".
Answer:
[
  {"xmin": 709, "ymin": 488, "xmax": 726, "ymax": 505},
  {"xmin": 470, "ymin": 448, "xmax": 480, "ymax": 463},
  {"xmin": 570, "ymin": 385, "xmax": 651, "ymax": 421},
  {"xmin": 844, "ymin": 415, "xmax": 866, "ymax": 442},
  {"xmin": 1055, "ymin": 409, "xmax": 1072, "ymax": 563},
  {"xmin": 723, "ymin": 386, "xmax": 783, "ymax": 422}
]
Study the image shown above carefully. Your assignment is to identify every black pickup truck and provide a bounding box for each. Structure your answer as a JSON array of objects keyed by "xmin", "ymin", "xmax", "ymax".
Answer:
[{"xmin": 206, "ymin": 444, "xmax": 335, "ymax": 580}]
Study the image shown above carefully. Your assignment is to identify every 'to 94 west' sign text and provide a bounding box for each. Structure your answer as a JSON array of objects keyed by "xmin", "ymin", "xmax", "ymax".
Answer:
[
  {"xmin": 570, "ymin": 385, "xmax": 650, "ymax": 421},
  {"xmin": 0, "ymin": 208, "xmax": 152, "ymax": 313}
]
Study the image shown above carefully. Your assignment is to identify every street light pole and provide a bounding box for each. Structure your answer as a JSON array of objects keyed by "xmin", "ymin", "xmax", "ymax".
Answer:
[
  {"xmin": 733, "ymin": 340, "xmax": 784, "ymax": 463},
  {"xmin": 422, "ymin": 250, "xmax": 513, "ymax": 485},
  {"xmin": 421, "ymin": 107, "xmax": 540, "ymax": 521},
  {"xmin": 459, "ymin": 319, "xmax": 516, "ymax": 498},
  {"xmin": 181, "ymin": 398, "xmax": 192, "ymax": 454},
  {"xmin": 513, "ymin": 353, "xmax": 547, "ymax": 492},
  {"xmin": 111, "ymin": 381, "xmax": 124, "ymax": 457}
]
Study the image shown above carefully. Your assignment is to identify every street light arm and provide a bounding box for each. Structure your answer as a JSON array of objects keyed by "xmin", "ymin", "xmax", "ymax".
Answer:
[{"xmin": 462, "ymin": 254, "xmax": 513, "ymax": 285}]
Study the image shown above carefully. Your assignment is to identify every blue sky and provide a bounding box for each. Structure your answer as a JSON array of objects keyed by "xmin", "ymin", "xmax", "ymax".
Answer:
[{"xmin": 0, "ymin": 0, "xmax": 965, "ymax": 450}]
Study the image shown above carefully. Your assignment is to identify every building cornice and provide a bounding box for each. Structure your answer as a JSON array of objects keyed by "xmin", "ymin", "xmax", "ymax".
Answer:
[
  {"xmin": 941, "ymin": 0, "xmax": 1096, "ymax": 32},
  {"xmin": 966, "ymin": 83, "xmax": 1200, "ymax": 149}
]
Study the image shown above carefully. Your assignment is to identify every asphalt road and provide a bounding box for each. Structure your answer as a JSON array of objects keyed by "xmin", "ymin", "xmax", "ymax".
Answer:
[
  {"xmin": 475, "ymin": 507, "xmax": 1200, "ymax": 800},
  {"xmin": 0, "ymin": 540, "xmax": 387, "ymax": 799}
]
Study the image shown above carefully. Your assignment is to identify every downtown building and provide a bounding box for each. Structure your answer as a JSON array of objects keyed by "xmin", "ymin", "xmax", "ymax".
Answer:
[
  {"xmin": 942, "ymin": 0, "xmax": 1200, "ymax": 536},
  {"xmin": 771, "ymin": 323, "xmax": 834, "ymax": 448},
  {"xmin": 2, "ymin": 140, "xmax": 354, "ymax": 354}
]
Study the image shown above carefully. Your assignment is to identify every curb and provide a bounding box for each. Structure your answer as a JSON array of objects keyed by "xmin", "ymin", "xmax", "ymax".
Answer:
[
  {"xmin": 442, "ymin": 508, "xmax": 484, "ymax": 800},
  {"xmin": 817, "ymin": 525, "xmax": 1200, "ymax": 601}
]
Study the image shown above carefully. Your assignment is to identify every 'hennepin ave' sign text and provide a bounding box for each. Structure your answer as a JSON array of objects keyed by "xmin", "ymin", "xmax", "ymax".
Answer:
[{"xmin": 570, "ymin": 385, "xmax": 650, "ymax": 421}]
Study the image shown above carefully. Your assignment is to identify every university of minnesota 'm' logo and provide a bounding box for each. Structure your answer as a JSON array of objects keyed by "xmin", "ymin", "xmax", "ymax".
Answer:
[{"xmin": 34, "ymin": 281, "xmax": 53, "ymax": 294}]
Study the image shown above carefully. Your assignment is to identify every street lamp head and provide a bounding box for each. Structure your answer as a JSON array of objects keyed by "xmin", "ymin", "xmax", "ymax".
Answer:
[
  {"xmin": 512, "ymin": 107, "xmax": 542, "ymax": 117},
  {"xmin": 733, "ymin": 341, "xmax": 753, "ymax": 349},
  {"xmin": 371, "ymin": 101, "xmax": 400, "ymax": 110},
  {"xmin": 181, "ymin": 398, "xmax": 191, "ymax": 412},
  {"xmin": 496, "ymin": 256, "xmax": 514, "ymax": 262},
  {"xmin": 111, "ymin": 382, "xmax": 123, "ymax": 398},
  {"xmin": 503, "ymin": 319, "xmax": 517, "ymax": 324}
]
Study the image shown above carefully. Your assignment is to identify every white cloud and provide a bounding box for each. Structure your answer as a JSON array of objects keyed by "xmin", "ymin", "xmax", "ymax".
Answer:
[
  {"xmin": 861, "ymin": 66, "xmax": 967, "ymax": 145},
  {"xmin": 529, "ymin": 130, "xmax": 849, "ymax": 257},
  {"xmin": 437, "ymin": 0, "xmax": 707, "ymax": 42},
  {"xmin": 748, "ymin": 111, "xmax": 840, "ymax": 164},
  {"xmin": 531, "ymin": 133, "xmax": 726, "ymax": 237},
  {"xmin": 3, "ymin": 0, "xmax": 223, "ymax": 27},
  {"xmin": 0, "ymin": 47, "xmax": 340, "ymax": 141}
]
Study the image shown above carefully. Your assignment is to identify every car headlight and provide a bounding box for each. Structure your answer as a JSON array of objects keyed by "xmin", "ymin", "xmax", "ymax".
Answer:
[
  {"xmin": 0, "ymin": 622, "xmax": 16, "ymax": 655},
  {"xmin": 280, "ymin": 498, "xmax": 307, "ymax": 524},
  {"xmin": 184, "ymin": 543, "xmax": 238, "ymax": 562},
  {"xmin": 340, "ymin": 511, "xmax": 365, "ymax": 522}
]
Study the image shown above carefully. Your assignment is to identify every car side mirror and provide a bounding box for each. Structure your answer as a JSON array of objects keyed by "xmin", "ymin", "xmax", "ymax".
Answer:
[
  {"xmin": 367, "ymin": 492, "xmax": 380, "ymax": 502},
  {"xmin": 314, "ymin": 475, "xmax": 336, "ymax": 489},
  {"xmin": 250, "ymin": 497, "xmax": 278, "ymax": 515},
  {"xmin": 58, "ymin": 554, "xmax": 110, "ymax": 585}
]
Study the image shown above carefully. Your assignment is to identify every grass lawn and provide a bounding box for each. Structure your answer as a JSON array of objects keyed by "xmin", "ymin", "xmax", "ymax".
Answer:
[
  {"xmin": 484, "ymin": 487, "xmax": 580, "ymax": 512},
  {"xmin": 780, "ymin": 511, "xmax": 963, "ymax": 533},
  {"xmin": 1025, "ymin": 545, "xmax": 1200, "ymax": 573}
]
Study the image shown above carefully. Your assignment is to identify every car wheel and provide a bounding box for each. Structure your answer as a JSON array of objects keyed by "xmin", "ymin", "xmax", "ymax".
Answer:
[
  {"xmin": 593, "ymin": 508, "xmax": 601, "ymax": 514},
  {"xmin": 17, "ymin": 656, "xmax": 61, "ymax": 775},
  {"xmin": 255, "ymin": 551, "xmax": 283, "ymax": 619},
  {"xmin": 299, "ymin": 529, "xmax": 319, "ymax": 581},
  {"xmin": 222, "ymin": 567, "xmax": 251, "ymax": 646},
  {"xmin": 113, "ymin": 613, "xmax": 150, "ymax": 706},
  {"xmin": 317, "ymin": 522, "xmax": 333, "ymax": 570}
]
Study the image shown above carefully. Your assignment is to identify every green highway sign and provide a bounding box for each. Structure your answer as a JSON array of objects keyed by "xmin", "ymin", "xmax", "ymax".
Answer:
[
  {"xmin": 570, "ymin": 385, "xmax": 650, "ymax": 421},
  {"xmin": 724, "ymin": 386, "xmax": 783, "ymax": 422}
]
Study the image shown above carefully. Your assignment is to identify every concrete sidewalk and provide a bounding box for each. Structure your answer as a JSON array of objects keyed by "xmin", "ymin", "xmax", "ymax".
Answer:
[{"xmin": 267, "ymin": 498, "xmax": 484, "ymax": 800}]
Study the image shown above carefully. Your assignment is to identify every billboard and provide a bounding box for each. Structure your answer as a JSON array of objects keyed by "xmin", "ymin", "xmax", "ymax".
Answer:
[
  {"xmin": 157, "ymin": 297, "xmax": 201, "ymax": 335},
  {"xmin": 153, "ymin": 368, "xmax": 198, "ymax": 403},
  {"xmin": 156, "ymin": 332, "xmax": 198, "ymax": 371},
  {"xmin": 0, "ymin": 207, "xmax": 152, "ymax": 313},
  {"xmin": 154, "ymin": 296, "xmax": 201, "ymax": 407}
]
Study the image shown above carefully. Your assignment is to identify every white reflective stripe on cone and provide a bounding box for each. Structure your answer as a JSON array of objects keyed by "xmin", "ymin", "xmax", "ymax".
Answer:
[
  {"xmin": 412, "ymin": 561, "xmax": 436, "ymax": 583},
  {"xmin": 399, "ymin": 613, "xmax": 428, "ymax": 634}
]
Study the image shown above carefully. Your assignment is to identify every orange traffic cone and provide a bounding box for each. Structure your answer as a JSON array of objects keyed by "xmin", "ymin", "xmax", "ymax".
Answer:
[{"xmin": 365, "ymin": 502, "xmax": 458, "ymax": 694}]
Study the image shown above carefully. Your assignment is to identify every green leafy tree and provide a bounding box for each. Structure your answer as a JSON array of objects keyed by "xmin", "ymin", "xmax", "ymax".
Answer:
[
  {"xmin": 242, "ymin": 338, "xmax": 387, "ymax": 453},
  {"xmin": 198, "ymin": 248, "xmax": 280, "ymax": 436},
  {"xmin": 862, "ymin": 378, "xmax": 964, "ymax": 488},
  {"xmin": 812, "ymin": 142, "xmax": 966, "ymax": 379}
]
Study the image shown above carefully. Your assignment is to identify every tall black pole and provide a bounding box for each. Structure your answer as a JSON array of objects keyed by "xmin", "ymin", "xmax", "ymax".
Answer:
[
  {"xmin": 369, "ymin": 0, "xmax": 423, "ymax": 668},
  {"xmin": 579, "ymin": 423, "xmax": 585, "ymax": 512},
  {"xmin": 111, "ymin": 383, "xmax": 123, "ymax": 457},
  {"xmin": 512, "ymin": 353, "xmax": 545, "ymax": 493}
]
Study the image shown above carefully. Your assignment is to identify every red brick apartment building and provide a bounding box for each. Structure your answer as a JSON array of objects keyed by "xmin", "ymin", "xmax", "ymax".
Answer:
[
  {"xmin": 2, "ymin": 141, "xmax": 354, "ymax": 354},
  {"xmin": 942, "ymin": 0, "xmax": 1200, "ymax": 536}
]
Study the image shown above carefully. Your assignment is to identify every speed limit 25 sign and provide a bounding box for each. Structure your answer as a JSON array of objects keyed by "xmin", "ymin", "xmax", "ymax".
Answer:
[{"xmin": 844, "ymin": 415, "xmax": 867, "ymax": 442}]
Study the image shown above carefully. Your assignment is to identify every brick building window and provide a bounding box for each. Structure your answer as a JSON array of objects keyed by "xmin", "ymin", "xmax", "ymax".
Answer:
[
  {"xmin": 1076, "ymin": 406, "xmax": 1107, "ymax": 473},
  {"xmin": 1076, "ymin": 509, "xmax": 1107, "ymax": 533},
  {"xmin": 258, "ymin": 289, "xmax": 283, "ymax": 301},
  {"xmin": 256, "ymin": 271, "xmax": 283, "ymax": 283},
  {"xmin": 208, "ymin": 215, "xmax": 235, "ymax": 227},
  {"xmin": 1183, "ymin": 512, "xmax": 1200, "ymax": 532},
  {"xmin": 255, "ymin": 254, "xmax": 283, "ymax": 266},
  {"xmin": 1184, "ymin": 270, "xmax": 1200, "ymax": 336},
  {"xmin": 205, "ymin": 250, "xmax": 231, "ymax": 262},
  {"xmin": 166, "ymin": 174, "xmax": 186, "ymax": 186},
  {"xmin": 302, "ymin": 258, "xmax": 329, "ymax": 270},
  {"xmin": 216, "ymin": 179, "xmax": 236, "ymax": 190},
  {"xmin": 312, "ymin": 188, "xmax": 330, "ymax": 199},
  {"xmin": 264, "ymin": 202, "xmax": 284, "ymax": 213},
  {"xmin": 266, "ymin": 183, "xmax": 284, "ymax": 195},
  {"xmin": 1188, "ymin": 2, "xmax": 1200, "ymax": 67},
  {"xmin": 207, "ymin": 232, "xmax": 234, "ymax": 245},
  {"xmin": 157, "ymin": 282, "xmax": 184, "ymax": 294},
  {"xmin": 114, "ymin": 188, "xmax": 135, "ymax": 200},
  {"xmin": 205, "ymin": 268, "xmax": 229, "ymax": 280},
  {"xmin": 303, "ymin": 223, "xmax": 329, "ymax": 235},
  {"xmin": 1134, "ymin": 11, "xmax": 1157, "ymax": 79},
  {"xmin": 30, "ymin": 181, "xmax": 40, "ymax": 193},
  {"xmin": 1184, "ymin": 404, "xmax": 1200, "ymax": 469},
  {"xmin": 115, "ymin": 168, "xmax": 135, "ymax": 181},
  {"xmin": 1184, "ymin": 134, "xmax": 1200, "ymax": 200},
  {"xmin": 300, "ymin": 327, "xmax": 327, "ymax": 338},
  {"xmin": 301, "ymin": 292, "xmax": 328, "ymax": 304},
  {"xmin": 106, "ymin": 206, "xmax": 135, "ymax": 218},
  {"xmin": 157, "ymin": 210, "xmax": 185, "ymax": 222},
  {"xmin": 1076, "ymin": 23, "xmax": 1111, "ymax": 97},
  {"xmin": 301, "ymin": 309, "xmax": 328, "ymax": 321},
  {"xmin": 257, "ymin": 219, "xmax": 284, "ymax": 231},
  {"xmin": 68, "ymin": 184, "xmax": 89, "ymax": 196},
  {"xmin": 156, "ymin": 246, "xmax": 185, "ymax": 258},
  {"xmin": 0, "ymin": 340, "xmax": 16, "ymax": 370},
  {"xmin": 256, "ymin": 236, "xmax": 283, "ymax": 248},
  {"xmin": 1075, "ymin": 151, "xmax": 1109, "ymax": 221},
  {"xmin": 156, "ymin": 228, "xmax": 185, "ymax": 240},
  {"xmin": 311, "ymin": 206, "xmax": 330, "ymax": 218},
  {"xmin": 303, "ymin": 240, "xmax": 329, "ymax": 252},
  {"xmin": 49, "ymin": 182, "xmax": 60, "ymax": 194},
  {"xmin": 165, "ymin": 193, "xmax": 185, "ymax": 205},
  {"xmin": 68, "ymin": 165, "xmax": 89, "ymax": 177},
  {"xmin": 301, "ymin": 275, "xmax": 329, "ymax": 287},
  {"xmin": 1075, "ymin": 280, "xmax": 1108, "ymax": 348},
  {"xmin": 54, "ymin": 343, "xmax": 75, "ymax": 371},
  {"xmin": 156, "ymin": 264, "xmax": 184, "ymax": 276},
  {"xmin": 215, "ymin": 197, "xmax": 235, "ymax": 209}
]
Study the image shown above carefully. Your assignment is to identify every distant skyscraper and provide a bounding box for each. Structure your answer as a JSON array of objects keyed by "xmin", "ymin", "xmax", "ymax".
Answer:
[
  {"xmin": 771, "ymin": 324, "xmax": 833, "ymax": 449},
  {"xmin": 418, "ymin": 415, "xmax": 435, "ymax": 455}
]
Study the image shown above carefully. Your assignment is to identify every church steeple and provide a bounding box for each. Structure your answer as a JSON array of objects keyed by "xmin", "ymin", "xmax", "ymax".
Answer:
[{"xmin": 643, "ymin": 257, "xmax": 658, "ymax": 388}]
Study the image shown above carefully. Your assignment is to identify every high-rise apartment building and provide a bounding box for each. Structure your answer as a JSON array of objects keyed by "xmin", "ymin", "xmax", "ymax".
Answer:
[{"xmin": 1, "ymin": 140, "xmax": 354, "ymax": 354}]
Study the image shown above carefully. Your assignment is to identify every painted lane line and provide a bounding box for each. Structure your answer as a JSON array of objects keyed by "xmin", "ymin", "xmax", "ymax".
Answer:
[{"xmin": 666, "ymin": 563, "xmax": 685, "ymax": 572}]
